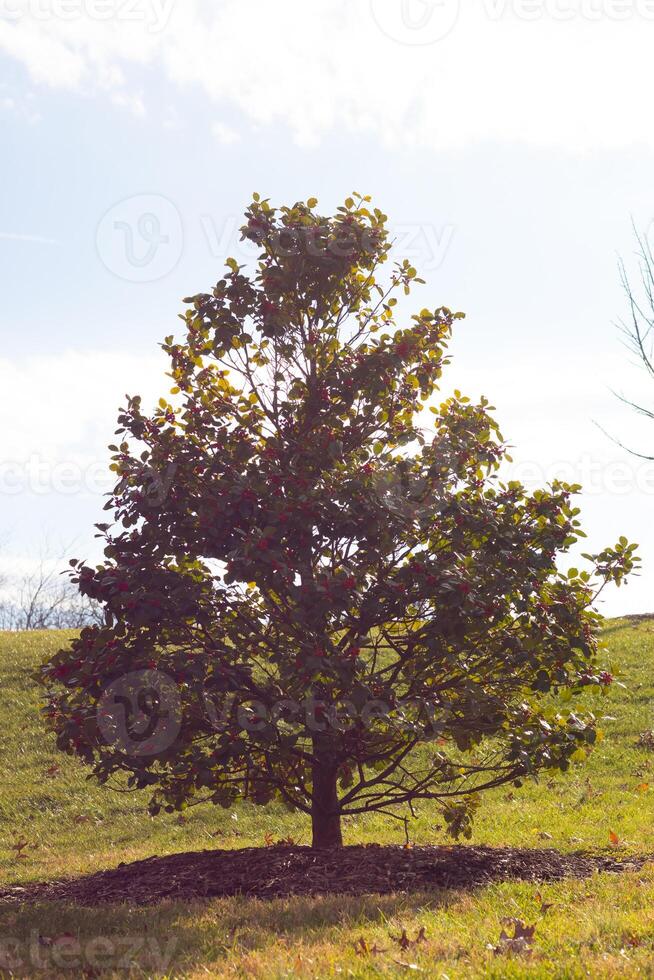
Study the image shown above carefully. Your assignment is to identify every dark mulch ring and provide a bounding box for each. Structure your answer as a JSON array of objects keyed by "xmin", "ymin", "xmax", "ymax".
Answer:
[{"xmin": 1, "ymin": 845, "xmax": 651, "ymax": 907}]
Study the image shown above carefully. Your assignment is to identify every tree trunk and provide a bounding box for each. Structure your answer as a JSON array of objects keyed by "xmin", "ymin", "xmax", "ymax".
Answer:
[{"xmin": 311, "ymin": 749, "xmax": 343, "ymax": 849}]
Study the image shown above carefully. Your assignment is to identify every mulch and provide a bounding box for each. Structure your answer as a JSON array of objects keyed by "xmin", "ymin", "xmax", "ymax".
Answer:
[{"xmin": 0, "ymin": 845, "xmax": 650, "ymax": 907}]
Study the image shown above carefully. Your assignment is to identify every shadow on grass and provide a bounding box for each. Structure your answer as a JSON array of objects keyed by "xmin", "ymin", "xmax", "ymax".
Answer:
[{"xmin": 0, "ymin": 891, "xmax": 460, "ymax": 975}]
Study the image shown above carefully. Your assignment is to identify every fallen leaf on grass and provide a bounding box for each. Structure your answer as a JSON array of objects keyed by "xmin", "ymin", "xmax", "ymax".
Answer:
[
  {"xmin": 264, "ymin": 833, "xmax": 297, "ymax": 846},
  {"xmin": 353, "ymin": 937, "xmax": 387, "ymax": 957},
  {"xmin": 582, "ymin": 779, "xmax": 601, "ymax": 800},
  {"xmin": 637, "ymin": 731, "xmax": 654, "ymax": 750},
  {"xmin": 491, "ymin": 919, "xmax": 536, "ymax": 957},
  {"xmin": 390, "ymin": 927, "xmax": 428, "ymax": 951},
  {"xmin": 10, "ymin": 836, "xmax": 36, "ymax": 859},
  {"xmin": 534, "ymin": 892, "xmax": 555, "ymax": 915}
]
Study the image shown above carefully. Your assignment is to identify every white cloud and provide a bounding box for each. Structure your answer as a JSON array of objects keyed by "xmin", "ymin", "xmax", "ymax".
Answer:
[
  {"xmin": 212, "ymin": 120, "xmax": 240, "ymax": 146},
  {"xmin": 0, "ymin": 17, "xmax": 86, "ymax": 88},
  {"xmin": 109, "ymin": 88, "xmax": 145, "ymax": 115},
  {"xmin": 2, "ymin": 0, "xmax": 654, "ymax": 151}
]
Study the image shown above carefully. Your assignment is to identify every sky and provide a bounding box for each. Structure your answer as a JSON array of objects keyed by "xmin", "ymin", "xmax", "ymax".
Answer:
[{"xmin": 1, "ymin": 0, "xmax": 654, "ymax": 615}]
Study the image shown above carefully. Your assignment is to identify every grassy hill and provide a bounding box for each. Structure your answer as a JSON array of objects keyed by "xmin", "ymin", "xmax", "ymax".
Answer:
[{"xmin": 0, "ymin": 621, "xmax": 653, "ymax": 976}]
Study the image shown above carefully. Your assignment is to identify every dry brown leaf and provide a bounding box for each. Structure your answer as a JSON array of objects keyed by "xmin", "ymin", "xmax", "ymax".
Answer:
[
  {"xmin": 492, "ymin": 918, "xmax": 536, "ymax": 957},
  {"xmin": 391, "ymin": 927, "xmax": 428, "ymax": 950},
  {"xmin": 353, "ymin": 937, "xmax": 387, "ymax": 957},
  {"xmin": 637, "ymin": 731, "xmax": 654, "ymax": 750},
  {"xmin": 534, "ymin": 892, "xmax": 554, "ymax": 915},
  {"xmin": 10, "ymin": 836, "xmax": 31, "ymax": 860}
]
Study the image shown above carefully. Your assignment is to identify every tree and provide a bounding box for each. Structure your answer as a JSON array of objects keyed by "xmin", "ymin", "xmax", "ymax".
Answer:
[
  {"xmin": 40, "ymin": 194, "xmax": 638, "ymax": 849},
  {"xmin": 609, "ymin": 227, "xmax": 654, "ymax": 458},
  {"xmin": 0, "ymin": 545, "xmax": 101, "ymax": 631}
]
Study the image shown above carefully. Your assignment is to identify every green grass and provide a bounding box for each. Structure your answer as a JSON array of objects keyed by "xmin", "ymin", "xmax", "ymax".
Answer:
[{"xmin": 0, "ymin": 622, "xmax": 653, "ymax": 976}]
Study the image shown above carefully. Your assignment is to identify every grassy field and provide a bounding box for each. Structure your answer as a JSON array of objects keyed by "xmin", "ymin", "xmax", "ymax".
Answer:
[{"xmin": 0, "ymin": 621, "xmax": 654, "ymax": 976}]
